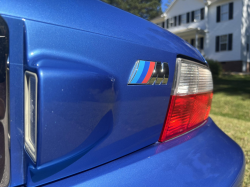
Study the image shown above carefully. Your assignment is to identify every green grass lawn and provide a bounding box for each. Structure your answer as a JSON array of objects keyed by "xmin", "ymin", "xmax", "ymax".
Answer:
[{"xmin": 210, "ymin": 74, "xmax": 250, "ymax": 187}]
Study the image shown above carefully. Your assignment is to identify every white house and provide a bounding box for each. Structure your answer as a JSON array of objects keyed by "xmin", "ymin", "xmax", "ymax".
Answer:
[{"xmin": 151, "ymin": 0, "xmax": 250, "ymax": 72}]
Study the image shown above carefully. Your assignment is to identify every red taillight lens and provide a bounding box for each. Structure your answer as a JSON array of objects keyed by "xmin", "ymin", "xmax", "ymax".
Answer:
[{"xmin": 159, "ymin": 58, "xmax": 213, "ymax": 142}]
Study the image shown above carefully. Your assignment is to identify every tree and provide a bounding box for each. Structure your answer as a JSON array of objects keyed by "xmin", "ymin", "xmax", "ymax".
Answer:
[
  {"xmin": 102, "ymin": 0, "xmax": 162, "ymax": 20},
  {"xmin": 162, "ymin": 0, "xmax": 174, "ymax": 11}
]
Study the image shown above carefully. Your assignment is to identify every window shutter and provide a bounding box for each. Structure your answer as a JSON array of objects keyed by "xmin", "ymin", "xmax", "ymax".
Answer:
[
  {"xmin": 228, "ymin": 34, "xmax": 233, "ymax": 50},
  {"xmin": 191, "ymin": 11, "xmax": 195, "ymax": 22},
  {"xmin": 191, "ymin": 39, "xmax": 195, "ymax": 46},
  {"xmin": 179, "ymin": 15, "xmax": 181, "ymax": 25},
  {"xmin": 200, "ymin": 37, "xmax": 204, "ymax": 50},
  {"xmin": 216, "ymin": 36, "xmax": 220, "ymax": 52},
  {"xmin": 216, "ymin": 6, "xmax": 221, "ymax": 22},
  {"xmin": 162, "ymin": 21, "xmax": 165, "ymax": 28},
  {"xmin": 229, "ymin": 2, "xmax": 233, "ymax": 20},
  {"xmin": 166, "ymin": 19, "xmax": 169, "ymax": 29},
  {"xmin": 201, "ymin": 8, "xmax": 204, "ymax": 20},
  {"xmin": 187, "ymin": 12, "xmax": 190, "ymax": 23},
  {"xmin": 174, "ymin": 16, "xmax": 177, "ymax": 26}
]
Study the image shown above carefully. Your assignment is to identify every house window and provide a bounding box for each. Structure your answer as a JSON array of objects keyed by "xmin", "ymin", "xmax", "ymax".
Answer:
[
  {"xmin": 157, "ymin": 22, "xmax": 165, "ymax": 28},
  {"xmin": 217, "ymin": 3, "xmax": 233, "ymax": 22},
  {"xmin": 181, "ymin": 14, "xmax": 186, "ymax": 24},
  {"xmin": 216, "ymin": 34, "xmax": 233, "ymax": 52},
  {"xmin": 220, "ymin": 35, "xmax": 227, "ymax": 51},
  {"xmin": 162, "ymin": 21, "xmax": 165, "ymax": 28},
  {"xmin": 169, "ymin": 17, "xmax": 174, "ymax": 27},
  {"xmin": 221, "ymin": 4, "xmax": 229, "ymax": 21},
  {"xmin": 191, "ymin": 39, "xmax": 195, "ymax": 47},
  {"xmin": 198, "ymin": 37, "xmax": 204, "ymax": 50},
  {"xmin": 194, "ymin": 10, "xmax": 200, "ymax": 22},
  {"xmin": 189, "ymin": 38, "xmax": 204, "ymax": 49}
]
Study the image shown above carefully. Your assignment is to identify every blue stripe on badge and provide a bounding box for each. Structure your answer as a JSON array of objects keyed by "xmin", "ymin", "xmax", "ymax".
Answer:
[
  {"xmin": 128, "ymin": 61, "xmax": 139, "ymax": 83},
  {"xmin": 136, "ymin": 61, "xmax": 150, "ymax": 83},
  {"xmin": 130, "ymin": 61, "xmax": 145, "ymax": 84}
]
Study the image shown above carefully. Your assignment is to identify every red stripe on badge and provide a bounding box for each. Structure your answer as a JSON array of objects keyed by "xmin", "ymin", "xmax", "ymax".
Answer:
[{"xmin": 142, "ymin": 62, "xmax": 155, "ymax": 83}]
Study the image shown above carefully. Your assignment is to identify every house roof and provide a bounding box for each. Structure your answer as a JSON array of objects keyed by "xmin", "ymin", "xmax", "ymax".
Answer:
[
  {"xmin": 164, "ymin": 0, "xmax": 179, "ymax": 14},
  {"xmin": 172, "ymin": 28, "xmax": 206, "ymax": 35},
  {"xmin": 150, "ymin": 15, "xmax": 165, "ymax": 23},
  {"xmin": 164, "ymin": 0, "xmax": 219, "ymax": 15},
  {"xmin": 151, "ymin": 15, "xmax": 162, "ymax": 21}
]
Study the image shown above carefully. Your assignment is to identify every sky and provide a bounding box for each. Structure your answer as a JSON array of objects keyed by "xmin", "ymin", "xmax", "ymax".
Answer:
[{"xmin": 161, "ymin": 0, "xmax": 170, "ymax": 12}]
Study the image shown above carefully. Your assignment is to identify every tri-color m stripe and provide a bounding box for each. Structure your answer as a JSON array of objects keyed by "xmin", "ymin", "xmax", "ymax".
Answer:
[
  {"xmin": 129, "ymin": 61, "xmax": 155, "ymax": 84},
  {"xmin": 128, "ymin": 60, "xmax": 169, "ymax": 85}
]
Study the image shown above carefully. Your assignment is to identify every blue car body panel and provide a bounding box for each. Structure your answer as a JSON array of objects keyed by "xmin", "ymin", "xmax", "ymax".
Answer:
[
  {"xmin": 44, "ymin": 118, "xmax": 245, "ymax": 187},
  {"xmin": 0, "ymin": 0, "xmax": 245, "ymax": 186},
  {"xmin": 1, "ymin": 16, "xmax": 26, "ymax": 186},
  {"xmin": 24, "ymin": 19, "xmax": 175, "ymax": 186},
  {"xmin": 0, "ymin": 0, "xmax": 204, "ymax": 62}
]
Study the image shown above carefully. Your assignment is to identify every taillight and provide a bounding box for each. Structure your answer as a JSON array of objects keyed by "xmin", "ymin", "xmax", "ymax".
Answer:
[{"xmin": 159, "ymin": 58, "xmax": 213, "ymax": 142}]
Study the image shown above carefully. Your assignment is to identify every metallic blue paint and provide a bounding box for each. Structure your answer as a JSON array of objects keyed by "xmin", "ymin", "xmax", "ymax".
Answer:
[
  {"xmin": 44, "ymin": 118, "xmax": 245, "ymax": 187},
  {"xmin": 0, "ymin": 0, "xmax": 245, "ymax": 186},
  {"xmin": 23, "ymin": 19, "xmax": 177, "ymax": 186}
]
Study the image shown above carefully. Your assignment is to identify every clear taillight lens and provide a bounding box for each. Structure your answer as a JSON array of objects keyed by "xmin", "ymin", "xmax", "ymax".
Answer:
[
  {"xmin": 24, "ymin": 71, "xmax": 38, "ymax": 162},
  {"xmin": 159, "ymin": 58, "xmax": 213, "ymax": 142}
]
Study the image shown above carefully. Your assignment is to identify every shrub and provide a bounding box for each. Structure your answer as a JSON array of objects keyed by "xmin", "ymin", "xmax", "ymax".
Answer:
[{"xmin": 206, "ymin": 59, "xmax": 222, "ymax": 77}]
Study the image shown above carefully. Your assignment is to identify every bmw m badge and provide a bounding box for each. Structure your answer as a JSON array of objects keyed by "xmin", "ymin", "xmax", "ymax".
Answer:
[{"xmin": 128, "ymin": 60, "xmax": 169, "ymax": 85}]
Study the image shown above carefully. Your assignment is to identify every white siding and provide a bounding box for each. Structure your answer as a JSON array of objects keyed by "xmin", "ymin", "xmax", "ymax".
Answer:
[
  {"xmin": 150, "ymin": 0, "xmax": 247, "ymax": 71},
  {"xmin": 167, "ymin": 0, "xmax": 205, "ymax": 16},
  {"xmin": 205, "ymin": 0, "xmax": 242, "ymax": 62},
  {"xmin": 166, "ymin": 0, "xmax": 206, "ymax": 32}
]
